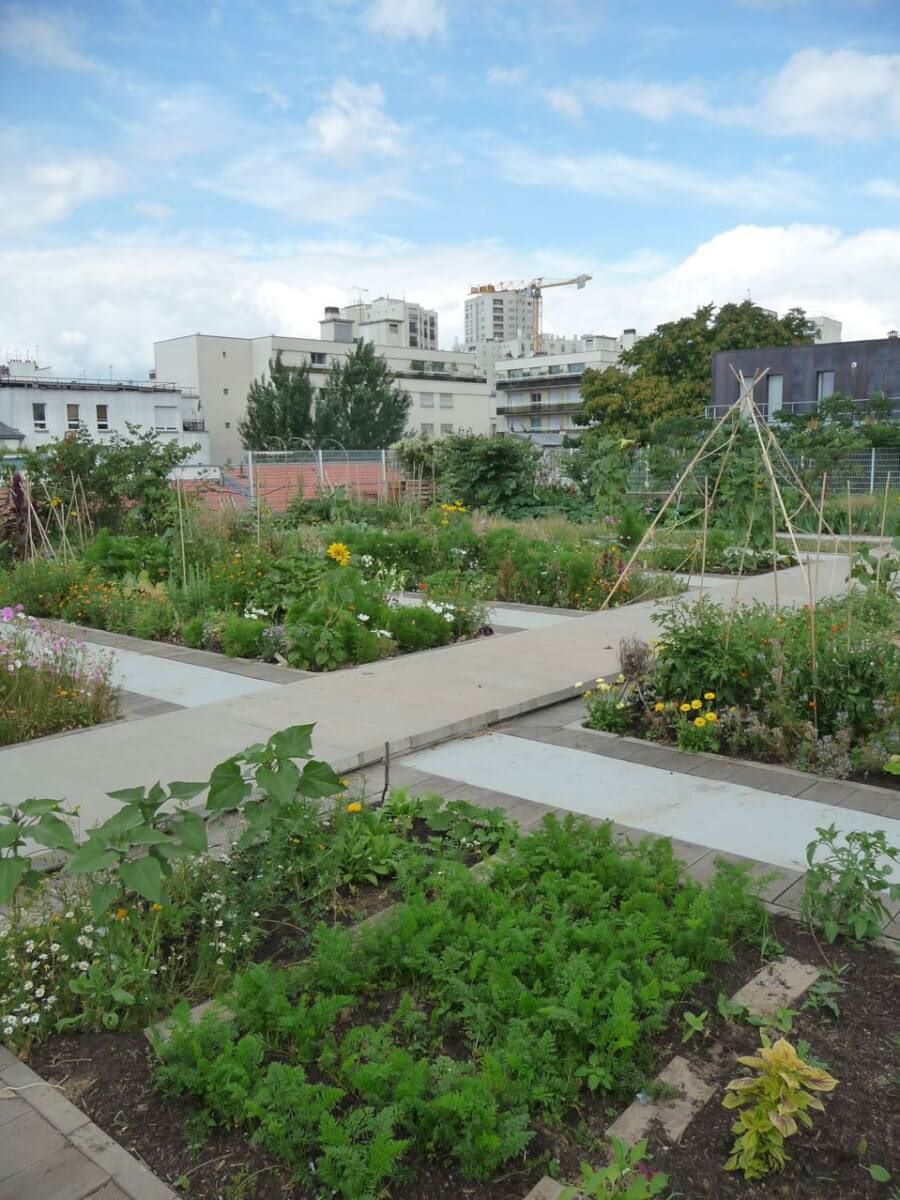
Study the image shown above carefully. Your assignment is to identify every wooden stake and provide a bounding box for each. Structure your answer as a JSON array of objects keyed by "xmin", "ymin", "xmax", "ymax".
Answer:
[
  {"xmin": 699, "ymin": 476, "xmax": 709, "ymax": 600},
  {"xmin": 175, "ymin": 477, "xmax": 188, "ymax": 589},
  {"xmin": 876, "ymin": 470, "xmax": 891, "ymax": 588},
  {"xmin": 770, "ymin": 474, "xmax": 779, "ymax": 612}
]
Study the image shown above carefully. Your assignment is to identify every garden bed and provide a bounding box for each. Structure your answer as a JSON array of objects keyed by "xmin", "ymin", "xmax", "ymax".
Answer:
[{"xmin": 28, "ymin": 915, "xmax": 899, "ymax": 1199}]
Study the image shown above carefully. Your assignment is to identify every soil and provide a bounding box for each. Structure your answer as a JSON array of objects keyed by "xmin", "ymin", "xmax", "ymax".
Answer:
[{"xmin": 28, "ymin": 915, "xmax": 899, "ymax": 1200}]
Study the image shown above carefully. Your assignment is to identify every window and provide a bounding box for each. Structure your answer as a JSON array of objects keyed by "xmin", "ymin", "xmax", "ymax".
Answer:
[
  {"xmin": 223, "ymin": 387, "xmax": 229, "ymax": 395},
  {"xmin": 440, "ymin": 423, "xmax": 453, "ymax": 435},
  {"xmin": 530, "ymin": 415, "xmax": 541, "ymax": 430},
  {"xmin": 767, "ymin": 374, "xmax": 783, "ymax": 415},
  {"xmin": 154, "ymin": 405, "xmax": 178, "ymax": 431},
  {"xmin": 430, "ymin": 362, "xmax": 445, "ymax": 372},
  {"xmin": 567, "ymin": 362, "xmax": 586, "ymax": 373},
  {"xmin": 420, "ymin": 392, "xmax": 434, "ymax": 408},
  {"xmin": 96, "ymin": 404, "xmax": 109, "ymax": 431},
  {"xmin": 66, "ymin": 403, "xmax": 80, "ymax": 430},
  {"xmin": 32, "ymin": 402, "xmax": 47, "ymax": 431},
  {"xmin": 389, "ymin": 323, "xmax": 399, "ymax": 332},
  {"xmin": 222, "ymin": 350, "xmax": 227, "ymax": 358},
  {"xmin": 530, "ymin": 392, "xmax": 542, "ymax": 407},
  {"xmin": 311, "ymin": 352, "xmax": 326, "ymax": 365},
  {"xmin": 439, "ymin": 394, "xmax": 453, "ymax": 409},
  {"xmin": 420, "ymin": 422, "xmax": 434, "ymax": 437},
  {"xmin": 816, "ymin": 370, "xmax": 835, "ymax": 401}
]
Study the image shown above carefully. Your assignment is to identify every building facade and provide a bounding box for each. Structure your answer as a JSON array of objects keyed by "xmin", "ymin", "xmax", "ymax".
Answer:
[
  {"xmin": 494, "ymin": 331, "xmax": 639, "ymax": 443},
  {"xmin": 339, "ymin": 297, "xmax": 438, "ymax": 351},
  {"xmin": 465, "ymin": 287, "xmax": 534, "ymax": 349},
  {"xmin": 153, "ymin": 317, "xmax": 494, "ymax": 463},
  {"xmin": 0, "ymin": 359, "xmax": 209, "ymax": 460},
  {"xmin": 709, "ymin": 335, "xmax": 900, "ymax": 421}
]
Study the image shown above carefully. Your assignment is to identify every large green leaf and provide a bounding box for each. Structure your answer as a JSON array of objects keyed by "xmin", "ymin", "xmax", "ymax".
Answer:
[
  {"xmin": 127, "ymin": 827, "xmax": 169, "ymax": 846},
  {"xmin": 168, "ymin": 780, "xmax": 207, "ymax": 801},
  {"xmin": 0, "ymin": 824, "xmax": 23, "ymax": 850},
  {"xmin": 0, "ymin": 858, "xmax": 28, "ymax": 905},
  {"xmin": 207, "ymin": 759, "xmax": 250, "ymax": 812},
  {"xmin": 106, "ymin": 786, "xmax": 147, "ymax": 803},
  {"xmin": 90, "ymin": 881, "xmax": 119, "ymax": 922},
  {"xmin": 68, "ymin": 841, "xmax": 121, "ymax": 875},
  {"xmin": 256, "ymin": 759, "xmax": 300, "ymax": 806},
  {"xmin": 269, "ymin": 725, "xmax": 315, "ymax": 761},
  {"xmin": 299, "ymin": 759, "xmax": 344, "ymax": 799},
  {"xmin": 34, "ymin": 814, "xmax": 77, "ymax": 854},
  {"xmin": 18, "ymin": 798, "xmax": 62, "ymax": 817},
  {"xmin": 119, "ymin": 856, "xmax": 164, "ymax": 903},
  {"xmin": 171, "ymin": 811, "xmax": 207, "ymax": 854},
  {"xmin": 97, "ymin": 806, "xmax": 147, "ymax": 839}
]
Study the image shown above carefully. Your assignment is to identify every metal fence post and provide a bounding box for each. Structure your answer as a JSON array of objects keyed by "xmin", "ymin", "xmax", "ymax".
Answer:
[
  {"xmin": 870, "ymin": 447, "xmax": 877, "ymax": 495},
  {"xmin": 247, "ymin": 449, "xmax": 254, "ymax": 503},
  {"xmin": 317, "ymin": 450, "xmax": 325, "ymax": 492},
  {"xmin": 381, "ymin": 449, "xmax": 387, "ymax": 499}
]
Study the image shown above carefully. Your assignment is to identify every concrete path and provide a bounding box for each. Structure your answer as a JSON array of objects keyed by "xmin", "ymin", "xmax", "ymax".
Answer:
[
  {"xmin": 0, "ymin": 1045, "xmax": 174, "ymax": 1200},
  {"xmin": 99, "ymin": 645, "xmax": 279, "ymax": 708},
  {"xmin": 0, "ymin": 557, "xmax": 851, "ymax": 831},
  {"xmin": 406, "ymin": 731, "xmax": 900, "ymax": 882}
]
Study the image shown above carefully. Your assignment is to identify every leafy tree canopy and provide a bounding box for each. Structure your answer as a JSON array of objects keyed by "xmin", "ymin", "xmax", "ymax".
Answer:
[
  {"xmin": 238, "ymin": 351, "xmax": 315, "ymax": 451},
  {"xmin": 313, "ymin": 341, "xmax": 412, "ymax": 450},
  {"xmin": 577, "ymin": 301, "xmax": 812, "ymax": 440}
]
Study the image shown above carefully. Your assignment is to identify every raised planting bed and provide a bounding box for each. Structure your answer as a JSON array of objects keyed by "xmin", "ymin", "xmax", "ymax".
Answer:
[{"xmin": 22, "ymin": 816, "xmax": 769, "ymax": 1200}]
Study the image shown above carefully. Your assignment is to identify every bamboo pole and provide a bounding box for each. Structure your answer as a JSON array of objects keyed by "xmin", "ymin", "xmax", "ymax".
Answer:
[
  {"xmin": 846, "ymin": 480, "xmax": 853, "ymax": 657},
  {"xmin": 876, "ymin": 471, "xmax": 891, "ymax": 589},
  {"xmin": 699, "ymin": 476, "xmax": 709, "ymax": 600},
  {"xmin": 175, "ymin": 477, "xmax": 188, "ymax": 589},
  {"xmin": 600, "ymin": 401, "xmax": 740, "ymax": 609},
  {"xmin": 770, "ymin": 474, "xmax": 779, "ymax": 612}
]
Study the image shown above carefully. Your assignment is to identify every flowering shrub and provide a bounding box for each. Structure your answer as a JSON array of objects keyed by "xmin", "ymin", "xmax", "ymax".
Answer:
[
  {"xmin": 0, "ymin": 606, "xmax": 117, "ymax": 746},
  {"xmin": 583, "ymin": 677, "xmax": 633, "ymax": 733}
]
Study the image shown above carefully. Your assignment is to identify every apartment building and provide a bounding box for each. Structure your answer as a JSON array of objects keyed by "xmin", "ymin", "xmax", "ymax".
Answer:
[
  {"xmin": 465, "ymin": 287, "xmax": 534, "ymax": 349},
  {"xmin": 494, "ymin": 331, "xmax": 639, "ymax": 444},
  {"xmin": 154, "ymin": 313, "xmax": 494, "ymax": 462},
  {"xmin": 709, "ymin": 333, "xmax": 900, "ymax": 421},
  {"xmin": 0, "ymin": 359, "xmax": 209, "ymax": 460},
  {"xmin": 339, "ymin": 297, "xmax": 438, "ymax": 350}
]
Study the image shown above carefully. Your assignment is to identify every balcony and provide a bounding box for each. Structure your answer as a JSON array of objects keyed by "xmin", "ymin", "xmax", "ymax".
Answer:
[
  {"xmin": 496, "ymin": 399, "xmax": 583, "ymax": 416},
  {"xmin": 182, "ymin": 418, "xmax": 206, "ymax": 432}
]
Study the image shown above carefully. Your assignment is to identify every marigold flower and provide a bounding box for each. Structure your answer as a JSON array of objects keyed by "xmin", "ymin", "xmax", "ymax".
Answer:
[
  {"xmin": 693, "ymin": 716, "xmax": 706, "ymax": 728},
  {"xmin": 705, "ymin": 711, "xmax": 718, "ymax": 722},
  {"xmin": 151, "ymin": 903, "xmax": 163, "ymax": 912},
  {"xmin": 346, "ymin": 801, "xmax": 363, "ymax": 814},
  {"xmin": 326, "ymin": 542, "xmax": 351, "ymax": 567},
  {"xmin": 703, "ymin": 691, "xmax": 716, "ymax": 701},
  {"xmin": 114, "ymin": 907, "xmax": 128, "ymax": 922},
  {"xmin": 679, "ymin": 702, "xmax": 691, "ymax": 713},
  {"xmin": 691, "ymin": 699, "xmax": 702, "ymax": 710},
  {"xmin": 654, "ymin": 702, "xmax": 665, "ymax": 712}
]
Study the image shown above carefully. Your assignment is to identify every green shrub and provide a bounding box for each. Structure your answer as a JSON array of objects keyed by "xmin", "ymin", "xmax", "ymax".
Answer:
[
  {"xmin": 387, "ymin": 605, "xmax": 453, "ymax": 652},
  {"xmin": 221, "ymin": 614, "xmax": 270, "ymax": 659},
  {"xmin": 181, "ymin": 614, "xmax": 206, "ymax": 648}
]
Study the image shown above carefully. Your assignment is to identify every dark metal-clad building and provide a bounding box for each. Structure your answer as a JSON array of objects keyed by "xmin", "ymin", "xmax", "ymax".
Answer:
[{"xmin": 710, "ymin": 335, "xmax": 900, "ymax": 420}]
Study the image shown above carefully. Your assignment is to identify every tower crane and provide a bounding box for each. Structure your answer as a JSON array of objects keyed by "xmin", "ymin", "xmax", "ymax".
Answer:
[{"xmin": 469, "ymin": 273, "xmax": 591, "ymax": 355}]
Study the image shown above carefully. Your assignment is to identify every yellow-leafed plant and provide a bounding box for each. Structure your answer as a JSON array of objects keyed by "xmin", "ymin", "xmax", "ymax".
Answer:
[{"xmin": 723, "ymin": 1034, "xmax": 838, "ymax": 1179}]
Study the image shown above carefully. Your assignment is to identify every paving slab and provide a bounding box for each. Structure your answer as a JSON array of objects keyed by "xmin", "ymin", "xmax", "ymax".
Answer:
[
  {"xmin": 522, "ymin": 1178, "xmax": 566, "ymax": 1200},
  {"xmin": 0, "ymin": 1144, "xmax": 107, "ymax": 1200},
  {"xmin": 0, "ymin": 1109, "xmax": 66, "ymax": 1179},
  {"xmin": 730, "ymin": 956, "xmax": 820, "ymax": 1016},
  {"xmin": 606, "ymin": 1055, "xmax": 715, "ymax": 1145},
  {"xmin": 406, "ymin": 733, "xmax": 900, "ymax": 880}
]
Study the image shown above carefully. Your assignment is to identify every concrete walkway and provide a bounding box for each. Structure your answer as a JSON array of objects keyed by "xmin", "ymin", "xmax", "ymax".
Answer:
[
  {"xmin": 0, "ymin": 557, "xmax": 851, "ymax": 831},
  {"xmin": 0, "ymin": 1045, "xmax": 174, "ymax": 1200}
]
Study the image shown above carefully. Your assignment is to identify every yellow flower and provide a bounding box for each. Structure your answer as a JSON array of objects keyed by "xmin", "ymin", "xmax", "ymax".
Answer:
[
  {"xmin": 654, "ymin": 702, "xmax": 665, "ymax": 713},
  {"xmin": 693, "ymin": 716, "xmax": 706, "ymax": 728},
  {"xmin": 339, "ymin": 778, "xmax": 349, "ymax": 787},
  {"xmin": 574, "ymin": 681, "xmax": 584, "ymax": 689},
  {"xmin": 616, "ymin": 673, "xmax": 625, "ymax": 683},
  {"xmin": 705, "ymin": 711, "xmax": 718, "ymax": 723},
  {"xmin": 346, "ymin": 801, "xmax": 363, "ymax": 814},
  {"xmin": 616, "ymin": 702, "xmax": 625, "ymax": 710},
  {"xmin": 598, "ymin": 681, "xmax": 611, "ymax": 693},
  {"xmin": 326, "ymin": 542, "xmax": 351, "ymax": 567},
  {"xmin": 679, "ymin": 702, "xmax": 691, "ymax": 713},
  {"xmin": 114, "ymin": 907, "xmax": 128, "ymax": 922},
  {"xmin": 703, "ymin": 691, "xmax": 716, "ymax": 701},
  {"xmin": 691, "ymin": 699, "xmax": 702, "ymax": 710},
  {"xmin": 151, "ymin": 902, "xmax": 163, "ymax": 912}
]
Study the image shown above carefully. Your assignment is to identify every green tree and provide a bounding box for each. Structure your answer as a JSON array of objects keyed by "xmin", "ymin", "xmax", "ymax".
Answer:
[
  {"xmin": 238, "ymin": 351, "xmax": 315, "ymax": 450},
  {"xmin": 314, "ymin": 341, "xmax": 412, "ymax": 449},
  {"xmin": 578, "ymin": 301, "xmax": 812, "ymax": 439},
  {"xmin": 439, "ymin": 434, "xmax": 539, "ymax": 512}
]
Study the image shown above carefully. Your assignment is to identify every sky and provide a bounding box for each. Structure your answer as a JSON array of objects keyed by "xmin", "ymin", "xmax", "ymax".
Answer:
[{"xmin": 1, "ymin": 0, "xmax": 899, "ymax": 378}]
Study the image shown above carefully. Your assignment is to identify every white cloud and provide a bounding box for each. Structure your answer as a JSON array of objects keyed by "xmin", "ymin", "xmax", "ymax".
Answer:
[
  {"xmin": 251, "ymin": 83, "xmax": 292, "ymax": 111},
  {"xmin": 0, "ymin": 154, "xmax": 125, "ymax": 233},
  {"xmin": 4, "ymin": 223, "xmax": 896, "ymax": 380},
  {"xmin": 363, "ymin": 0, "xmax": 446, "ymax": 40},
  {"xmin": 487, "ymin": 65, "xmax": 527, "ymax": 86},
  {"xmin": 494, "ymin": 145, "xmax": 818, "ymax": 211},
  {"xmin": 307, "ymin": 79, "xmax": 404, "ymax": 159},
  {"xmin": 544, "ymin": 88, "xmax": 583, "ymax": 119},
  {"xmin": 863, "ymin": 178, "xmax": 900, "ymax": 201},
  {"xmin": 133, "ymin": 201, "xmax": 174, "ymax": 219},
  {"xmin": 746, "ymin": 49, "xmax": 900, "ymax": 140},
  {"xmin": 0, "ymin": 5, "xmax": 99, "ymax": 72}
]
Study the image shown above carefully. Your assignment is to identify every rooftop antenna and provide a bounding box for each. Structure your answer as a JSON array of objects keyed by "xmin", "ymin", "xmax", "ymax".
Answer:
[{"xmin": 351, "ymin": 286, "xmax": 369, "ymax": 308}]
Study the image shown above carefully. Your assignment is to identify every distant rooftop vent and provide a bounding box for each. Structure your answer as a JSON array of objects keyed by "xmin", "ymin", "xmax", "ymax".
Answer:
[
  {"xmin": 888, "ymin": 329, "xmax": 898, "ymax": 339},
  {"xmin": 324, "ymin": 306, "xmax": 340, "ymax": 318}
]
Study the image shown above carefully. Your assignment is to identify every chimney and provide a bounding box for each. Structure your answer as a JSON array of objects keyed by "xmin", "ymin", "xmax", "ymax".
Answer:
[{"xmin": 320, "ymin": 305, "xmax": 354, "ymax": 343}]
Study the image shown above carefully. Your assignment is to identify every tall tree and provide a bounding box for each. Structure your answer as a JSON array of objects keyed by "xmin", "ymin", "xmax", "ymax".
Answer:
[
  {"xmin": 314, "ymin": 341, "xmax": 412, "ymax": 449},
  {"xmin": 577, "ymin": 301, "xmax": 812, "ymax": 440},
  {"xmin": 238, "ymin": 351, "xmax": 315, "ymax": 450}
]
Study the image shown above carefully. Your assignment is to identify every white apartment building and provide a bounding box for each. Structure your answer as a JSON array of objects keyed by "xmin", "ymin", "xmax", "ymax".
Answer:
[
  {"xmin": 0, "ymin": 359, "xmax": 209, "ymax": 460},
  {"xmin": 494, "ymin": 331, "xmax": 640, "ymax": 444},
  {"xmin": 806, "ymin": 315, "xmax": 842, "ymax": 344},
  {"xmin": 339, "ymin": 297, "xmax": 438, "ymax": 351},
  {"xmin": 465, "ymin": 287, "xmax": 534, "ymax": 349},
  {"xmin": 154, "ymin": 313, "xmax": 494, "ymax": 463}
]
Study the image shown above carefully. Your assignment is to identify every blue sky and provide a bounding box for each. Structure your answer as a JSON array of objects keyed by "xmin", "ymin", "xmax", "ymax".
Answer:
[{"xmin": 1, "ymin": 0, "xmax": 899, "ymax": 376}]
